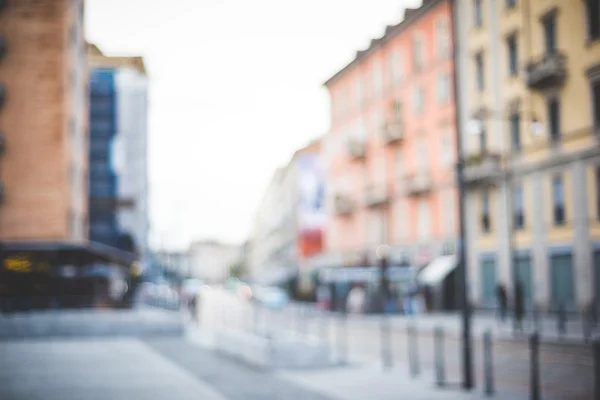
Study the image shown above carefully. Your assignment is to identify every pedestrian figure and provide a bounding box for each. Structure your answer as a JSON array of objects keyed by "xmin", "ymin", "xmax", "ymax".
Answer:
[
  {"xmin": 514, "ymin": 281, "xmax": 525, "ymax": 331},
  {"xmin": 496, "ymin": 283, "xmax": 508, "ymax": 323},
  {"xmin": 190, "ymin": 294, "xmax": 198, "ymax": 323}
]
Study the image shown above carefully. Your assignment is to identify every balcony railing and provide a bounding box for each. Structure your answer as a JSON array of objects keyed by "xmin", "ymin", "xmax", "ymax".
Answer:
[
  {"xmin": 365, "ymin": 184, "xmax": 389, "ymax": 207},
  {"xmin": 347, "ymin": 138, "xmax": 367, "ymax": 160},
  {"xmin": 381, "ymin": 121, "xmax": 404, "ymax": 144},
  {"xmin": 463, "ymin": 151, "xmax": 502, "ymax": 184},
  {"xmin": 404, "ymin": 171, "xmax": 431, "ymax": 195},
  {"xmin": 526, "ymin": 52, "xmax": 567, "ymax": 90},
  {"xmin": 334, "ymin": 193, "xmax": 355, "ymax": 215}
]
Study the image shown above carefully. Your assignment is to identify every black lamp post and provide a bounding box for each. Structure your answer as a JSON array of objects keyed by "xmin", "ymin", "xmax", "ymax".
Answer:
[{"xmin": 450, "ymin": 0, "xmax": 474, "ymax": 390}]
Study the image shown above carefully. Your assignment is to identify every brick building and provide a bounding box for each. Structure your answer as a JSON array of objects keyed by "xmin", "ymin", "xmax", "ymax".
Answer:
[
  {"xmin": 0, "ymin": 0, "xmax": 88, "ymax": 241},
  {"xmin": 0, "ymin": 1, "xmax": 137, "ymax": 311}
]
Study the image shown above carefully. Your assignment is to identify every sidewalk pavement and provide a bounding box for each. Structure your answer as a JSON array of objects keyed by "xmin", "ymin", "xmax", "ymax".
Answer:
[
  {"xmin": 0, "ymin": 337, "xmax": 227, "ymax": 400},
  {"xmin": 275, "ymin": 360, "xmax": 528, "ymax": 400},
  {"xmin": 291, "ymin": 304, "xmax": 594, "ymax": 344}
]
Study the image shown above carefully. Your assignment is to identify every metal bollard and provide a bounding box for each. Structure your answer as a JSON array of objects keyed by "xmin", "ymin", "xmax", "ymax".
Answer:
[
  {"xmin": 594, "ymin": 337, "xmax": 600, "ymax": 400},
  {"xmin": 253, "ymin": 304, "xmax": 260, "ymax": 334},
  {"xmin": 483, "ymin": 330, "xmax": 494, "ymax": 396},
  {"xmin": 557, "ymin": 304, "xmax": 566, "ymax": 340},
  {"xmin": 380, "ymin": 315, "xmax": 393, "ymax": 370},
  {"xmin": 321, "ymin": 310, "xmax": 329, "ymax": 343},
  {"xmin": 529, "ymin": 332, "xmax": 540, "ymax": 400},
  {"xmin": 583, "ymin": 306, "xmax": 593, "ymax": 344},
  {"xmin": 338, "ymin": 311, "xmax": 348, "ymax": 365},
  {"xmin": 299, "ymin": 307, "xmax": 307, "ymax": 336},
  {"xmin": 434, "ymin": 326, "xmax": 445, "ymax": 387},
  {"xmin": 407, "ymin": 321, "xmax": 420, "ymax": 377},
  {"xmin": 532, "ymin": 304, "xmax": 540, "ymax": 334}
]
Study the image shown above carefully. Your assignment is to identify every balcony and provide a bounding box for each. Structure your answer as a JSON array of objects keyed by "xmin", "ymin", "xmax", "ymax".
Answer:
[
  {"xmin": 526, "ymin": 52, "xmax": 566, "ymax": 90},
  {"xmin": 404, "ymin": 171, "xmax": 431, "ymax": 195},
  {"xmin": 463, "ymin": 151, "xmax": 502, "ymax": 185},
  {"xmin": 334, "ymin": 193, "xmax": 355, "ymax": 215},
  {"xmin": 381, "ymin": 121, "xmax": 404, "ymax": 144},
  {"xmin": 347, "ymin": 138, "xmax": 367, "ymax": 160},
  {"xmin": 365, "ymin": 184, "xmax": 389, "ymax": 207}
]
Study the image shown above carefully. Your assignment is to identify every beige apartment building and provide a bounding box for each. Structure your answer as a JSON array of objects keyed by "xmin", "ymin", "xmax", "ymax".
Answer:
[
  {"xmin": 0, "ymin": 0, "xmax": 88, "ymax": 241},
  {"xmin": 455, "ymin": 0, "xmax": 600, "ymax": 312}
]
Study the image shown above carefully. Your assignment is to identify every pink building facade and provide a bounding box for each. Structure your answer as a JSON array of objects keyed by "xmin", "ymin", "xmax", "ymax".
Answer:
[{"xmin": 321, "ymin": 0, "xmax": 458, "ymax": 268}]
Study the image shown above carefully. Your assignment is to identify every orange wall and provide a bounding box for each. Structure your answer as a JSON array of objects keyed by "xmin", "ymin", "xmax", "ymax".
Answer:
[{"xmin": 326, "ymin": 0, "xmax": 457, "ymax": 253}]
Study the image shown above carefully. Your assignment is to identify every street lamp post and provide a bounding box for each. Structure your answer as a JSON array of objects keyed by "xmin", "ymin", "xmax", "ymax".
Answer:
[{"xmin": 450, "ymin": 0, "xmax": 474, "ymax": 390}]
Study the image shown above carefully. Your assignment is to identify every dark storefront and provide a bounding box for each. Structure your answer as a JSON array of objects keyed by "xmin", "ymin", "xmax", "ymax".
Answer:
[{"xmin": 0, "ymin": 240, "xmax": 139, "ymax": 313}]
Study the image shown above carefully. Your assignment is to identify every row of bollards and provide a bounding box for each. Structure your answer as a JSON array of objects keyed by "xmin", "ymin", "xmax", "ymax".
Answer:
[
  {"xmin": 244, "ymin": 303, "xmax": 599, "ymax": 400},
  {"xmin": 429, "ymin": 325, "xmax": 494, "ymax": 397}
]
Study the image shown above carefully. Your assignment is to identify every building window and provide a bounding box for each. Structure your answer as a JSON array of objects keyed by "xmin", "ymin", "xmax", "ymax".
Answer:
[
  {"xmin": 507, "ymin": 34, "xmax": 518, "ymax": 76},
  {"xmin": 510, "ymin": 112, "xmax": 521, "ymax": 152},
  {"xmin": 552, "ymin": 174, "xmax": 566, "ymax": 225},
  {"xmin": 372, "ymin": 61, "xmax": 383, "ymax": 97},
  {"xmin": 390, "ymin": 49, "xmax": 403, "ymax": 85},
  {"xmin": 596, "ymin": 167, "xmax": 600, "ymax": 220},
  {"xmin": 479, "ymin": 124, "xmax": 487, "ymax": 153},
  {"xmin": 474, "ymin": 0, "xmax": 483, "ymax": 27},
  {"xmin": 396, "ymin": 198, "xmax": 409, "ymax": 240},
  {"xmin": 481, "ymin": 189, "xmax": 491, "ymax": 233},
  {"xmin": 441, "ymin": 128, "xmax": 454, "ymax": 166},
  {"xmin": 416, "ymin": 137, "xmax": 427, "ymax": 171},
  {"xmin": 436, "ymin": 16, "xmax": 450, "ymax": 59},
  {"xmin": 547, "ymin": 97, "xmax": 561, "ymax": 144},
  {"xmin": 417, "ymin": 199, "xmax": 431, "ymax": 239},
  {"xmin": 475, "ymin": 52, "xmax": 485, "ymax": 92},
  {"xmin": 443, "ymin": 190, "xmax": 455, "ymax": 235},
  {"xmin": 91, "ymin": 182, "xmax": 112, "ymax": 197},
  {"xmin": 506, "ymin": 0, "xmax": 517, "ymax": 8},
  {"xmin": 514, "ymin": 184, "xmax": 525, "ymax": 229},
  {"xmin": 592, "ymin": 80, "xmax": 600, "ymax": 134},
  {"xmin": 412, "ymin": 33, "xmax": 425, "ymax": 73},
  {"xmin": 355, "ymin": 76, "xmax": 364, "ymax": 107},
  {"xmin": 542, "ymin": 12, "xmax": 557, "ymax": 54},
  {"xmin": 392, "ymin": 99, "xmax": 402, "ymax": 119},
  {"xmin": 437, "ymin": 72, "xmax": 450, "ymax": 103},
  {"xmin": 413, "ymin": 85, "xmax": 425, "ymax": 114},
  {"xmin": 396, "ymin": 149, "xmax": 404, "ymax": 177},
  {"xmin": 586, "ymin": 0, "xmax": 600, "ymax": 41}
]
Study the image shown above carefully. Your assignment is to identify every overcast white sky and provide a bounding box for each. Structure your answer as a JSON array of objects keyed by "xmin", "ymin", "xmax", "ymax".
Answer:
[{"xmin": 85, "ymin": 0, "xmax": 421, "ymax": 251}]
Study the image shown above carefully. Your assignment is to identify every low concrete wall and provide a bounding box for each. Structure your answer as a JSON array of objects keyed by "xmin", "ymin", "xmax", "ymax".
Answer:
[
  {"xmin": 0, "ymin": 309, "xmax": 185, "ymax": 339},
  {"xmin": 215, "ymin": 328, "xmax": 332, "ymax": 369}
]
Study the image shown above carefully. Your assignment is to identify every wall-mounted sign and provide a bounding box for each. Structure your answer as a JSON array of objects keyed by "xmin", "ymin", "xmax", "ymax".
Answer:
[{"xmin": 4, "ymin": 254, "xmax": 32, "ymax": 273}]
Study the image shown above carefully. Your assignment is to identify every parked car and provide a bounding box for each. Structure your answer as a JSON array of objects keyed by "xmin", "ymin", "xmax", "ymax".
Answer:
[{"xmin": 252, "ymin": 286, "xmax": 289, "ymax": 309}]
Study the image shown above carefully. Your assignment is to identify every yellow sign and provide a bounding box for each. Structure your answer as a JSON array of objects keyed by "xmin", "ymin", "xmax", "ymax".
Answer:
[
  {"xmin": 130, "ymin": 261, "xmax": 142, "ymax": 277},
  {"xmin": 4, "ymin": 254, "xmax": 32, "ymax": 273}
]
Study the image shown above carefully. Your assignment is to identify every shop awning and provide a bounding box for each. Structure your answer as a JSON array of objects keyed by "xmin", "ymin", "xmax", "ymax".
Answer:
[
  {"xmin": 418, "ymin": 255, "xmax": 457, "ymax": 286},
  {"xmin": 1, "ymin": 240, "xmax": 137, "ymax": 268}
]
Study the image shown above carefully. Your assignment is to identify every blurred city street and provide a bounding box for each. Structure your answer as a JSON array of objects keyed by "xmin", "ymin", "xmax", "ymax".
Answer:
[
  {"xmin": 0, "ymin": 288, "xmax": 595, "ymax": 400},
  {"xmin": 1, "ymin": 0, "xmax": 600, "ymax": 399}
]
